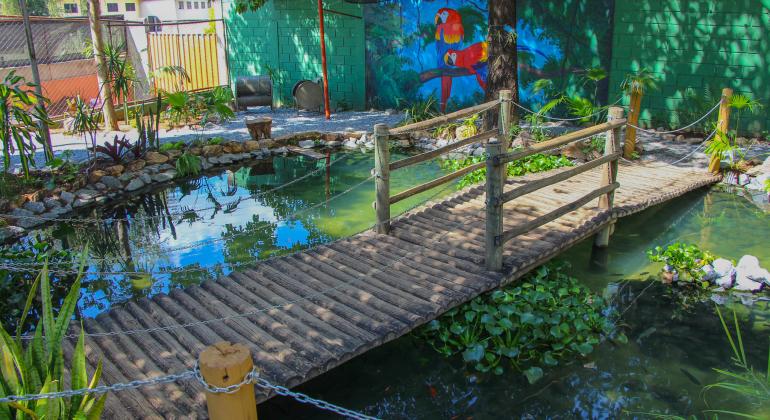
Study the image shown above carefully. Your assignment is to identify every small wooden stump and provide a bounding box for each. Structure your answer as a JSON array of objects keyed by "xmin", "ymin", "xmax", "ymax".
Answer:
[
  {"xmin": 246, "ymin": 117, "xmax": 272, "ymax": 140},
  {"xmin": 199, "ymin": 342, "xmax": 258, "ymax": 420}
]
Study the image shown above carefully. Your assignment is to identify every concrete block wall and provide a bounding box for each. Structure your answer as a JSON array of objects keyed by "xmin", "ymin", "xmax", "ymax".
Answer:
[
  {"xmin": 608, "ymin": 0, "xmax": 770, "ymax": 134},
  {"xmin": 225, "ymin": 0, "xmax": 365, "ymax": 110}
]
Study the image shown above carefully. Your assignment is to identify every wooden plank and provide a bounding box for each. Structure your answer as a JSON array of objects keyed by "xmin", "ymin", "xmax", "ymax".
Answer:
[
  {"xmin": 390, "ymin": 129, "xmax": 497, "ymax": 171},
  {"xmin": 498, "ymin": 118, "xmax": 627, "ymax": 165},
  {"xmin": 501, "ymin": 153, "xmax": 619, "ymax": 203},
  {"xmin": 500, "ymin": 182, "xmax": 620, "ymax": 244},
  {"xmin": 390, "ymin": 161, "xmax": 485, "ymax": 204},
  {"xmin": 389, "ymin": 99, "xmax": 500, "ymax": 135},
  {"xmin": 286, "ymin": 145, "xmax": 326, "ymax": 159}
]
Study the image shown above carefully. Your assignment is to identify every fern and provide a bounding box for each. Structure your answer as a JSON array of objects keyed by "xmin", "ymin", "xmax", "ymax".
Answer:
[{"xmin": 175, "ymin": 152, "xmax": 202, "ymax": 177}]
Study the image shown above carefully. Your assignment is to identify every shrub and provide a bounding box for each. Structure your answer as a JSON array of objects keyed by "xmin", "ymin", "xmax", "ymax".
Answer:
[
  {"xmin": 175, "ymin": 152, "xmax": 202, "ymax": 177},
  {"xmin": 417, "ymin": 263, "xmax": 624, "ymax": 383}
]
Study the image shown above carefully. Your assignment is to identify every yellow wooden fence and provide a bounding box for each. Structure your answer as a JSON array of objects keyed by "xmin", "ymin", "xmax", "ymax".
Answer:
[{"xmin": 147, "ymin": 33, "xmax": 221, "ymax": 93}]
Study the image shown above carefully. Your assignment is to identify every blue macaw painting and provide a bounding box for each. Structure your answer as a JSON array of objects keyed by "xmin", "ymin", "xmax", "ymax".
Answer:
[{"xmin": 364, "ymin": 0, "xmax": 614, "ymax": 112}]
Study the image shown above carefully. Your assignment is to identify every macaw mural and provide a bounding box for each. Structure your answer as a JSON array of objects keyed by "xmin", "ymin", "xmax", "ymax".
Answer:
[{"xmin": 364, "ymin": 0, "xmax": 614, "ymax": 112}]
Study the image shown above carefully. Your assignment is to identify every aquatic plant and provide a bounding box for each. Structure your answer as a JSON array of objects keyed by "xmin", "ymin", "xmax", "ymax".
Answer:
[
  {"xmin": 0, "ymin": 71, "xmax": 53, "ymax": 177},
  {"xmin": 417, "ymin": 263, "xmax": 624, "ymax": 382},
  {"xmin": 0, "ymin": 259, "xmax": 106, "ymax": 419},
  {"xmin": 647, "ymin": 242, "xmax": 716, "ymax": 287},
  {"xmin": 175, "ymin": 152, "xmax": 202, "ymax": 178},
  {"xmin": 442, "ymin": 153, "xmax": 572, "ymax": 189}
]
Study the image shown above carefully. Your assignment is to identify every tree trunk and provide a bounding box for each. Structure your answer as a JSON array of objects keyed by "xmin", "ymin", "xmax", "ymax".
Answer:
[
  {"xmin": 484, "ymin": 0, "xmax": 519, "ymax": 132},
  {"xmin": 87, "ymin": 0, "xmax": 119, "ymax": 131}
]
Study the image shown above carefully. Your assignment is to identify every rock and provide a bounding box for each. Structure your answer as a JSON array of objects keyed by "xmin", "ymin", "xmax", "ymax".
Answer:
[
  {"xmin": 700, "ymin": 264, "xmax": 718, "ymax": 282},
  {"xmin": 10, "ymin": 207, "xmax": 34, "ymax": 220},
  {"xmin": 747, "ymin": 174, "xmax": 770, "ymax": 191},
  {"xmin": 257, "ymin": 139, "xmax": 276, "ymax": 149},
  {"xmin": 364, "ymin": 142, "xmax": 375, "ymax": 150},
  {"xmin": 59, "ymin": 191, "xmax": 75, "ymax": 205},
  {"xmin": 325, "ymin": 140, "xmax": 342, "ymax": 147},
  {"xmin": 356, "ymin": 134, "xmax": 368, "ymax": 145},
  {"xmin": 75, "ymin": 189, "xmax": 98, "ymax": 200},
  {"xmin": 144, "ymin": 151, "xmax": 169, "ymax": 165},
  {"xmin": 126, "ymin": 159, "xmax": 146, "ymax": 172},
  {"xmin": 656, "ymin": 127, "xmax": 666, "ymax": 132},
  {"xmin": 343, "ymin": 139, "xmax": 358, "ymax": 149},
  {"xmin": 220, "ymin": 154, "xmax": 235, "ymax": 164},
  {"xmin": 23, "ymin": 201, "xmax": 46, "ymax": 214},
  {"xmin": 207, "ymin": 156, "xmax": 220, "ymax": 165},
  {"xmin": 200, "ymin": 159, "xmax": 213, "ymax": 170},
  {"xmin": 684, "ymin": 137, "xmax": 702, "ymax": 145},
  {"xmin": 713, "ymin": 258, "xmax": 736, "ymax": 288},
  {"xmin": 386, "ymin": 108, "xmax": 399, "ymax": 115},
  {"xmin": 88, "ymin": 169, "xmax": 107, "ymax": 184},
  {"xmin": 158, "ymin": 163, "xmax": 175, "ymax": 171},
  {"xmin": 472, "ymin": 147, "xmax": 486, "ymax": 157},
  {"xmin": 118, "ymin": 173, "xmax": 134, "ymax": 182},
  {"xmin": 736, "ymin": 255, "xmax": 770, "ymax": 286},
  {"xmin": 100, "ymin": 175, "xmax": 122, "ymax": 189},
  {"xmin": 72, "ymin": 198, "xmax": 91, "ymax": 208},
  {"xmin": 562, "ymin": 143, "xmax": 587, "ymax": 161},
  {"xmin": 675, "ymin": 134, "xmax": 685, "ymax": 142},
  {"xmin": 202, "ymin": 145, "xmax": 224, "ymax": 157},
  {"xmin": 143, "ymin": 165, "xmax": 160, "ymax": 175},
  {"xmin": 299, "ymin": 140, "xmax": 316, "ymax": 149},
  {"xmin": 662, "ymin": 134, "xmax": 676, "ymax": 141},
  {"xmin": 43, "ymin": 198, "xmax": 61, "ymax": 209},
  {"xmin": 735, "ymin": 137, "xmax": 751, "ymax": 147},
  {"xmin": 244, "ymin": 140, "xmax": 261, "ymax": 152},
  {"xmin": 125, "ymin": 178, "xmax": 145, "ymax": 192},
  {"xmin": 396, "ymin": 139, "xmax": 411, "ymax": 148},
  {"xmin": 273, "ymin": 147, "xmax": 288, "ymax": 155},
  {"xmin": 738, "ymin": 173, "xmax": 751, "ymax": 186},
  {"xmin": 164, "ymin": 149, "xmax": 182, "ymax": 160},
  {"xmin": 94, "ymin": 182, "xmax": 107, "ymax": 191},
  {"xmin": 456, "ymin": 125, "xmax": 477, "ymax": 140},
  {"xmin": 323, "ymin": 133, "xmax": 342, "ymax": 142},
  {"xmin": 436, "ymin": 139, "xmax": 449, "ymax": 148},
  {"xmin": 139, "ymin": 173, "xmax": 152, "ymax": 185},
  {"xmin": 152, "ymin": 172, "xmax": 176, "ymax": 183},
  {"xmin": 104, "ymin": 164, "xmax": 124, "ymax": 176},
  {"xmin": 0, "ymin": 226, "xmax": 25, "ymax": 241},
  {"xmin": 222, "ymin": 142, "xmax": 245, "ymax": 154}
]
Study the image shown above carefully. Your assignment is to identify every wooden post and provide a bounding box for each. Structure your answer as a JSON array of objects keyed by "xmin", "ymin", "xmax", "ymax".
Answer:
[
  {"xmin": 199, "ymin": 342, "xmax": 258, "ymax": 420},
  {"xmin": 374, "ymin": 124, "xmax": 390, "ymax": 234},
  {"xmin": 19, "ymin": 0, "xmax": 52, "ymax": 158},
  {"xmin": 87, "ymin": 0, "xmax": 119, "ymax": 131},
  {"xmin": 595, "ymin": 106, "xmax": 624, "ymax": 247},
  {"xmin": 498, "ymin": 90, "xmax": 512, "ymax": 149},
  {"xmin": 623, "ymin": 88, "xmax": 643, "ymax": 159},
  {"xmin": 485, "ymin": 138, "xmax": 504, "ymax": 271},
  {"xmin": 709, "ymin": 88, "xmax": 733, "ymax": 174}
]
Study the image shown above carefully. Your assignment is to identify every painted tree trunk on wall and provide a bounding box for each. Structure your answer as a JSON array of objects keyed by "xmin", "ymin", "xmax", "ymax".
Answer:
[{"xmin": 485, "ymin": 0, "xmax": 519, "ymax": 130}]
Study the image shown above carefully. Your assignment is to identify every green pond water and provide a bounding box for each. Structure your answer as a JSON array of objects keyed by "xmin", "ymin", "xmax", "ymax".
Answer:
[
  {"xmin": 6, "ymin": 151, "xmax": 456, "ymax": 320},
  {"xmin": 258, "ymin": 189, "xmax": 770, "ymax": 419}
]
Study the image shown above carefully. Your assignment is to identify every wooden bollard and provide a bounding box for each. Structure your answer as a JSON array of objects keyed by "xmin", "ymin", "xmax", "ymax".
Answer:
[
  {"xmin": 498, "ymin": 90, "xmax": 512, "ymax": 149},
  {"xmin": 374, "ymin": 123, "xmax": 391, "ymax": 234},
  {"xmin": 485, "ymin": 138, "xmax": 504, "ymax": 271},
  {"xmin": 709, "ymin": 88, "xmax": 733, "ymax": 175},
  {"xmin": 623, "ymin": 86, "xmax": 643, "ymax": 159},
  {"xmin": 199, "ymin": 342, "xmax": 258, "ymax": 420}
]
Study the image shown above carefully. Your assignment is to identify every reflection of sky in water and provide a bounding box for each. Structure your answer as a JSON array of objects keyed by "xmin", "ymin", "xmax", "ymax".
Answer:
[{"xmin": 22, "ymin": 151, "xmax": 454, "ymax": 318}]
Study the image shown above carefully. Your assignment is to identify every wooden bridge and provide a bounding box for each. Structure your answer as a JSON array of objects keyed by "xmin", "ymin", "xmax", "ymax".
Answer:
[{"xmin": 72, "ymin": 95, "xmax": 721, "ymax": 418}]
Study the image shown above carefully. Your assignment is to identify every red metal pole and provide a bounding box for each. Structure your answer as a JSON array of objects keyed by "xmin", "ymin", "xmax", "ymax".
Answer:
[{"xmin": 317, "ymin": 0, "xmax": 331, "ymax": 120}]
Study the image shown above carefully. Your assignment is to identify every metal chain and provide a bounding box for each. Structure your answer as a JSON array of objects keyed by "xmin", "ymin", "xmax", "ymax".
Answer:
[
  {"xmin": 0, "ymin": 153, "xmax": 352, "ymax": 225},
  {"xmin": 625, "ymin": 100, "xmax": 721, "ymax": 134},
  {"xmin": 193, "ymin": 361, "xmax": 258, "ymax": 394}
]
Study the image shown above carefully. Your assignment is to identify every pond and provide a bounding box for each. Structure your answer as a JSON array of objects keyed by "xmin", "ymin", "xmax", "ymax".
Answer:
[
  {"xmin": 5, "ymin": 150, "xmax": 456, "ymax": 321},
  {"xmin": 259, "ymin": 189, "xmax": 770, "ymax": 419}
]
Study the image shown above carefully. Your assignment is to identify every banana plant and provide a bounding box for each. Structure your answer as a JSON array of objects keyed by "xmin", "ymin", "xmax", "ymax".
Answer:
[{"xmin": 0, "ymin": 255, "xmax": 106, "ymax": 419}]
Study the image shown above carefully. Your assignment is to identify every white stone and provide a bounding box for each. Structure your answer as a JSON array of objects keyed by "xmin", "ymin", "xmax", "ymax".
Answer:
[
  {"xmin": 343, "ymin": 139, "xmax": 358, "ymax": 149},
  {"xmin": 0, "ymin": 226, "xmax": 25, "ymax": 241},
  {"xmin": 472, "ymin": 147, "xmax": 485, "ymax": 157},
  {"xmin": 736, "ymin": 255, "xmax": 770, "ymax": 286},
  {"xmin": 23, "ymin": 201, "xmax": 46, "ymax": 214},
  {"xmin": 700, "ymin": 264, "xmax": 718, "ymax": 282},
  {"xmin": 326, "ymin": 140, "xmax": 342, "ymax": 147},
  {"xmin": 713, "ymin": 258, "xmax": 736, "ymax": 288},
  {"xmin": 72, "ymin": 198, "xmax": 91, "ymax": 208},
  {"xmin": 59, "ymin": 191, "xmax": 75, "ymax": 205},
  {"xmin": 299, "ymin": 140, "xmax": 316, "ymax": 149},
  {"xmin": 356, "ymin": 134, "xmax": 368, "ymax": 145},
  {"xmin": 75, "ymin": 189, "xmax": 98, "ymax": 200},
  {"xmin": 152, "ymin": 172, "xmax": 176, "ymax": 183}
]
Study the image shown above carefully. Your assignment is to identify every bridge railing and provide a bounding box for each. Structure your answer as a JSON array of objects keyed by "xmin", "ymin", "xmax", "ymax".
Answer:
[
  {"xmin": 373, "ymin": 90, "xmax": 512, "ymax": 234},
  {"xmin": 484, "ymin": 106, "xmax": 626, "ymax": 270}
]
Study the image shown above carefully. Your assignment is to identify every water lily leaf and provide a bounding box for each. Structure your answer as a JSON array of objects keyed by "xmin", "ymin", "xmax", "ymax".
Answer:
[
  {"xmin": 464, "ymin": 311, "xmax": 477, "ymax": 322},
  {"xmin": 576, "ymin": 343, "xmax": 593, "ymax": 355},
  {"xmin": 493, "ymin": 366, "xmax": 504, "ymax": 375},
  {"xmin": 425, "ymin": 320, "xmax": 441, "ymax": 331},
  {"xmin": 524, "ymin": 367, "xmax": 544, "ymax": 384},
  {"xmin": 449, "ymin": 323, "xmax": 465, "ymax": 335},
  {"xmin": 500, "ymin": 347, "xmax": 519, "ymax": 358},
  {"xmin": 543, "ymin": 352, "xmax": 558, "ymax": 366},
  {"xmin": 615, "ymin": 333, "xmax": 628, "ymax": 344},
  {"xmin": 520, "ymin": 313, "xmax": 536, "ymax": 324},
  {"xmin": 462, "ymin": 344, "xmax": 485, "ymax": 362}
]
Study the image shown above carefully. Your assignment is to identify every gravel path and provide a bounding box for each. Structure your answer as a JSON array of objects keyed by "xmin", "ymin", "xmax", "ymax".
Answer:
[{"xmin": 10, "ymin": 107, "xmax": 404, "ymax": 169}]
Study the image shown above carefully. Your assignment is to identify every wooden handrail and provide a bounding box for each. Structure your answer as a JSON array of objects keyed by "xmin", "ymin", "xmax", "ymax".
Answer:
[
  {"xmin": 497, "ymin": 118, "xmax": 627, "ymax": 165},
  {"xmin": 389, "ymin": 100, "xmax": 500, "ymax": 135},
  {"xmin": 497, "ymin": 182, "xmax": 620, "ymax": 245},
  {"xmin": 389, "ymin": 161, "xmax": 485, "ymax": 204},
  {"xmin": 500, "ymin": 152, "xmax": 620, "ymax": 204},
  {"xmin": 389, "ymin": 129, "xmax": 497, "ymax": 171}
]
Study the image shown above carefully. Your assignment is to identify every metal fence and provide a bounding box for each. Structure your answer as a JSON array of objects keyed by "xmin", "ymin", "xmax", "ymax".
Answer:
[{"xmin": 0, "ymin": 15, "xmax": 229, "ymax": 118}]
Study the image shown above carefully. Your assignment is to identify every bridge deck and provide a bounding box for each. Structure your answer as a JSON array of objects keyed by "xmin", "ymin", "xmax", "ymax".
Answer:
[{"xmin": 77, "ymin": 161, "xmax": 720, "ymax": 418}]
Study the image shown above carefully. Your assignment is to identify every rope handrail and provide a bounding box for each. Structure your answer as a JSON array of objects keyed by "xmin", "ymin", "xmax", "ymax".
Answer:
[
  {"xmin": 0, "ymin": 153, "xmax": 353, "ymax": 225},
  {"xmin": 389, "ymin": 99, "xmax": 500, "ymax": 135},
  {"xmin": 510, "ymin": 96, "xmax": 624, "ymax": 122},
  {"xmin": 17, "ymin": 182, "xmax": 458, "ymax": 340},
  {"xmin": 625, "ymin": 100, "xmax": 721, "ymax": 134},
  {"xmin": 621, "ymin": 127, "xmax": 717, "ymax": 168}
]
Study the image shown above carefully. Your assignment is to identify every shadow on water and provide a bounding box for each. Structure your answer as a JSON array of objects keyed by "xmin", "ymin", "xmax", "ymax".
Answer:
[{"xmin": 260, "ymin": 188, "xmax": 770, "ymax": 419}]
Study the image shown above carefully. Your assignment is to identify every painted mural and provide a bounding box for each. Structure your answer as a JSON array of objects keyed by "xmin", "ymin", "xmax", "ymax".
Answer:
[{"xmin": 364, "ymin": 0, "xmax": 614, "ymax": 112}]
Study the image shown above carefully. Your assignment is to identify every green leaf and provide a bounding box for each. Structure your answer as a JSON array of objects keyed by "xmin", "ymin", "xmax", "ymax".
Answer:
[
  {"xmin": 543, "ymin": 352, "xmax": 558, "ymax": 366},
  {"xmin": 524, "ymin": 367, "xmax": 544, "ymax": 384},
  {"xmin": 449, "ymin": 323, "xmax": 465, "ymax": 335},
  {"xmin": 462, "ymin": 344, "xmax": 485, "ymax": 362},
  {"xmin": 576, "ymin": 343, "xmax": 594, "ymax": 356},
  {"xmin": 70, "ymin": 327, "xmax": 87, "ymax": 414}
]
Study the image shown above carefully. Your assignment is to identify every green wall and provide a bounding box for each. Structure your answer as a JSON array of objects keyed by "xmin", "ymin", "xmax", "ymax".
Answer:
[
  {"xmin": 225, "ymin": 0, "xmax": 366, "ymax": 110},
  {"xmin": 609, "ymin": 0, "xmax": 769, "ymax": 134}
]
